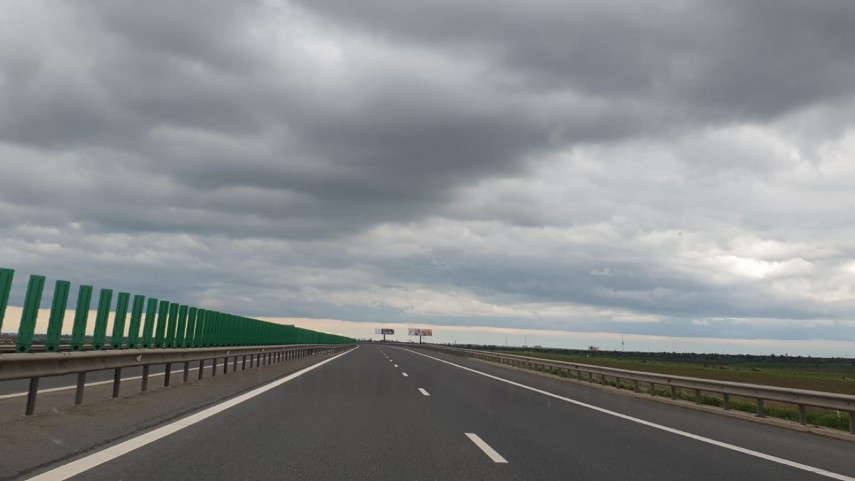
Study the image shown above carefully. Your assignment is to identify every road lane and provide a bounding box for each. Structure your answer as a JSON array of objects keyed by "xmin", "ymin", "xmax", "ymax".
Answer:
[
  {"xmin": 54, "ymin": 346, "xmax": 509, "ymax": 481},
  {"xmin": 23, "ymin": 343, "xmax": 855, "ymax": 481},
  {"xmin": 390, "ymin": 346, "xmax": 855, "ymax": 480}
]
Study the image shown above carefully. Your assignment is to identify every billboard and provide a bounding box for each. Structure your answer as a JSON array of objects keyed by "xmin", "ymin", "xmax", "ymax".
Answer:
[
  {"xmin": 374, "ymin": 328, "xmax": 395, "ymax": 335},
  {"xmin": 408, "ymin": 328, "xmax": 433, "ymax": 336}
]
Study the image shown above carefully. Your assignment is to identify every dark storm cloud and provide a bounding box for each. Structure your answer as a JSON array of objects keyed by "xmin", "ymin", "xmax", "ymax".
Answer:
[
  {"xmin": 293, "ymin": 0, "xmax": 855, "ymax": 121},
  {"xmin": 1, "ymin": 1, "xmax": 854, "ymax": 347}
]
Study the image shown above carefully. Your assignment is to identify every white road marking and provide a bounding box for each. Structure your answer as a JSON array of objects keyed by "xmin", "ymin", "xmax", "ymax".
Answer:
[
  {"xmin": 24, "ymin": 347, "xmax": 358, "ymax": 481},
  {"xmin": 0, "ymin": 368, "xmax": 202, "ymax": 400},
  {"xmin": 402, "ymin": 348, "xmax": 855, "ymax": 481},
  {"xmin": 465, "ymin": 433, "xmax": 508, "ymax": 464},
  {"xmin": 402, "ymin": 373, "xmax": 409, "ymax": 377},
  {"xmin": 418, "ymin": 388, "xmax": 430, "ymax": 396},
  {"xmin": 394, "ymin": 364, "xmax": 399, "ymax": 368}
]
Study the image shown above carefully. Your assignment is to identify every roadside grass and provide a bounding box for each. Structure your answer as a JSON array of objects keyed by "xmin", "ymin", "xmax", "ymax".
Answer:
[
  {"xmin": 499, "ymin": 350, "xmax": 855, "ymax": 395},
  {"xmin": 499, "ymin": 352, "xmax": 853, "ymax": 432}
]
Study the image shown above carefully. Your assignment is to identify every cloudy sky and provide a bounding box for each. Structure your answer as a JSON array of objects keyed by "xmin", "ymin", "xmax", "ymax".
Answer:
[{"xmin": 2, "ymin": 1, "xmax": 855, "ymax": 354}]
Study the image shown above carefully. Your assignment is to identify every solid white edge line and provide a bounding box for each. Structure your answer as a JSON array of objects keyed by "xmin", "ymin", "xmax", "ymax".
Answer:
[
  {"xmin": 402, "ymin": 373, "xmax": 408, "ymax": 377},
  {"xmin": 465, "ymin": 433, "xmax": 508, "ymax": 463},
  {"xmin": 0, "ymin": 368, "xmax": 204, "ymax": 400},
  {"xmin": 25, "ymin": 346, "xmax": 359, "ymax": 481},
  {"xmin": 401, "ymin": 348, "xmax": 855, "ymax": 481},
  {"xmin": 418, "ymin": 388, "xmax": 430, "ymax": 396}
]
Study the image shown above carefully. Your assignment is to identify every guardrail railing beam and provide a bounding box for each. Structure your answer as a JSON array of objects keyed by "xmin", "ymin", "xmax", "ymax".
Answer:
[{"xmin": 419, "ymin": 344, "xmax": 855, "ymax": 435}]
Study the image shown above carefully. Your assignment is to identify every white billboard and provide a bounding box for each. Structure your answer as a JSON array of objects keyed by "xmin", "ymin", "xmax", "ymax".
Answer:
[{"xmin": 408, "ymin": 328, "xmax": 433, "ymax": 336}]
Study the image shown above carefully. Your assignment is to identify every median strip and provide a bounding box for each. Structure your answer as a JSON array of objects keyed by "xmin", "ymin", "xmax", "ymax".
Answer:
[
  {"xmin": 24, "ymin": 347, "xmax": 357, "ymax": 481},
  {"xmin": 0, "ymin": 368, "xmax": 200, "ymax": 400}
]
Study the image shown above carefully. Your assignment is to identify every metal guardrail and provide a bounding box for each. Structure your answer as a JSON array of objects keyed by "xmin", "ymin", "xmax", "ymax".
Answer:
[
  {"xmin": 421, "ymin": 345, "xmax": 855, "ymax": 434},
  {"xmin": 0, "ymin": 343, "xmax": 353, "ymax": 415}
]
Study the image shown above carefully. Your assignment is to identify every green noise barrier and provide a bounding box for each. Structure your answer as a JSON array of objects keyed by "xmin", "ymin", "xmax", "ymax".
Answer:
[{"xmin": 0, "ymin": 267, "xmax": 354, "ymax": 353}]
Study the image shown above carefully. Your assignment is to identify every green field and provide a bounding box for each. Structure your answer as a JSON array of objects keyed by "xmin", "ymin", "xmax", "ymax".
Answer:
[
  {"xmin": 483, "ymin": 348, "xmax": 855, "ymax": 432},
  {"xmin": 499, "ymin": 350, "xmax": 855, "ymax": 395}
]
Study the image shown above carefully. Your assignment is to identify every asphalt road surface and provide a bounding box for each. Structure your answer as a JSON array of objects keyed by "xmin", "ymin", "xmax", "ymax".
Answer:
[{"xmin": 22, "ymin": 345, "xmax": 855, "ymax": 481}]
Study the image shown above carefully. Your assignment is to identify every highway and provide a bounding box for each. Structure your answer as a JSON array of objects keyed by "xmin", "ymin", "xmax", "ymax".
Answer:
[{"xmin": 20, "ymin": 345, "xmax": 855, "ymax": 481}]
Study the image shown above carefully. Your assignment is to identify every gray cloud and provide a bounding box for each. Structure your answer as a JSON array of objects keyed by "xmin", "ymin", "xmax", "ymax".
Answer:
[{"xmin": 2, "ymin": 1, "xmax": 855, "ymax": 348}]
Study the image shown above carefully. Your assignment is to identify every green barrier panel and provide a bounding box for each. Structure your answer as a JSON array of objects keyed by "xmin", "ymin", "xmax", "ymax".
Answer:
[
  {"xmin": 185, "ymin": 307, "xmax": 197, "ymax": 347},
  {"xmin": 0, "ymin": 268, "xmax": 13, "ymax": 333},
  {"xmin": 213, "ymin": 311, "xmax": 223, "ymax": 347},
  {"xmin": 194, "ymin": 309, "xmax": 206, "ymax": 347},
  {"xmin": 141, "ymin": 298, "xmax": 158, "ymax": 348},
  {"xmin": 205, "ymin": 311, "xmax": 216, "ymax": 347},
  {"xmin": 70, "ymin": 285, "xmax": 93, "ymax": 351},
  {"xmin": 16, "ymin": 275, "xmax": 45, "ymax": 353},
  {"xmin": 154, "ymin": 300, "xmax": 169, "ymax": 348},
  {"xmin": 165, "ymin": 303, "xmax": 179, "ymax": 348},
  {"xmin": 0, "ymin": 266, "xmax": 356, "ymax": 350},
  {"xmin": 45, "ymin": 280, "xmax": 70, "ymax": 352},
  {"xmin": 176, "ymin": 305, "xmax": 188, "ymax": 347},
  {"xmin": 91, "ymin": 289, "xmax": 113, "ymax": 350},
  {"xmin": 127, "ymin": 295, "xmax": 145, "ymax": 348},
  {"xmin": 110, "ymin": 292, "xmax": 130, "ymax": 349}
]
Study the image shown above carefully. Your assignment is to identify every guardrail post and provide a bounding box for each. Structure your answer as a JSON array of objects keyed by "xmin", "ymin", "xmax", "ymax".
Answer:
[
  {"xmin": 211, "ymin": 357, "xmax": 217, "ymax": 376},
  {"xmin": 798, "ymin": 405, "xmax": 807, "ymax": 425},
  {"xmin": 233, "ymin": 356, "xmax": 238, "ymax": 371},
  {"xmin": 112, "ymin": 368, "xmax": 122, "ymax": 397},
  {"xmin": 723, "ymin": 393, "xmax": 730, "ymax": 410},
  {"xmin": 142, "ymin": 365, "xmax": 150, "ymax": 391},
  {"xmin": 183, "ymin": 362, "xmax": 190, "ymax": 383},
  {"xmin": 694, "ymin": 389, "xmax": 702, "ymax": 405},
  {"xmin": 111, "ymin": 292, "xmax": 130, "ymax": 350},
  {"xmin": 242, "ymin": 355, "xmax": 247, "ymax": 370},
  {"xmin": 756, "ymin": 398, "xmax": 766, "ymax": 417},
  {"xmin": 223, "ymin": 355, "xmax": 229, "ymax": 374},
  {"xmin": 127, "ymin": 295, "xmax": 145, "ymax": 348},
  {"xmin": 92, "ymin": 289, "xmax": 113, "ymax": 350},
  {"xmin": 0, "ymin": 268, "xmax": 13, "ymax": 334},
  {"xmin": 198, "ymin": 360, "xmax": 205, "ymax": 379},
  {"xmin": 670, "ymin": 385, "xmax": 677, "ymax": 400},
  {"xmin": 70, "ymin": 285, "xmax": 93, "ymax": 351},
  {"xmin": 850, "ymin": 412, "xmax": 854, "ymax": 435},
  {"xmin": 17, "ymin": 275, "xmax": 46, "ymax": 353},
  {"xmin": 75, "ymin": 372, "xmax": 86, "ymax": 404},
  {"xmin": 164, "ymin": 363, "xmax": 172, "ymax": 386},
  {"xmin": 45, "ymin": 280, "xmax": 70, "ymax": 352},
  {"xmin": 26, "ymin": 377, "xmax": 40, "ymax": 415}
]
